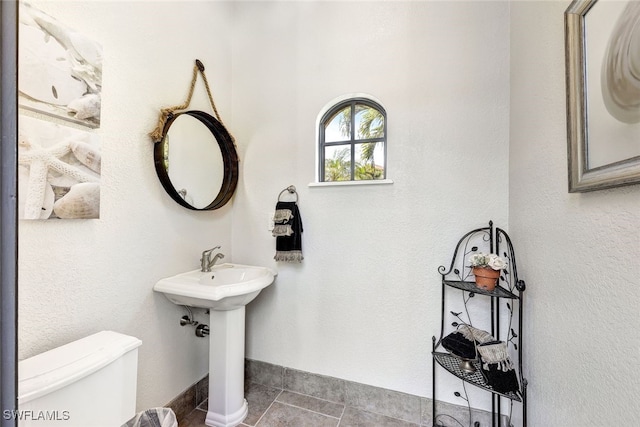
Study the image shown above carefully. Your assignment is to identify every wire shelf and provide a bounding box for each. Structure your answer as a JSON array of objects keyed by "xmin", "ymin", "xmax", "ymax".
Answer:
[
  {"xmin": 443, "ymin": 280, "xmax": 519, "ymax": 299},
  {"xmin": 433, "ymin": 351, "xmax": 522, "ymax": 402}
]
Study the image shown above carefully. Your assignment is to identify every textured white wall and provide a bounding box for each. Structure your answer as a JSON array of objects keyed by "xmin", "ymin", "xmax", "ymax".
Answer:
[
  {"xmin": 510, "ymin": 1, "xmax": 640, "ymax": 426},
  {"xmin": 231, "ymin": 0, "xmax": 510, "ymax": 406},
  {"xmin": 17, "ymin": 1, "xmax": 640, "ymax": 423},
  {"xmin": 18, "ymin": 0, "xmax": 235, "ymax": 412},
  {"xmin": 23, "ymin": 2, "xmax": 603, "ymax": 421}
]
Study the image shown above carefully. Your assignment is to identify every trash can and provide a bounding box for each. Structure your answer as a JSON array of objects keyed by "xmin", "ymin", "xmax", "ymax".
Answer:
[{"xmin": 122, "ymin": 407, "xmax": 178, "ymax": 427}]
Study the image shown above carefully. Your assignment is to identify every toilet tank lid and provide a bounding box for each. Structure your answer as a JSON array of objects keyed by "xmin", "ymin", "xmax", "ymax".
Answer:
[{"xmin": 18, "ymin": 331, "xmax": 142, "ymax": 403}]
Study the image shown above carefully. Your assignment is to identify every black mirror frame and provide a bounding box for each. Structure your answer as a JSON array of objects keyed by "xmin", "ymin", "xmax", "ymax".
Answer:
[{"xmin": 153, "ymin": 110, "xmax": 239, "ymax": 210}]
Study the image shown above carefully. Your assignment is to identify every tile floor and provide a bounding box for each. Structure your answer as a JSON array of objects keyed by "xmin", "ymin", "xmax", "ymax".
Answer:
[{"xmin": 180, "ymin": 382, "xmax": 419, "ymax": 427}]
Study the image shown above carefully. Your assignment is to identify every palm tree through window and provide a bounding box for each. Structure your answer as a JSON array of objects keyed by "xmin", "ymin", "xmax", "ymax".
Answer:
[{"xmin": 319, "ymin": 98, "xmax": 386, "ymax": 182}]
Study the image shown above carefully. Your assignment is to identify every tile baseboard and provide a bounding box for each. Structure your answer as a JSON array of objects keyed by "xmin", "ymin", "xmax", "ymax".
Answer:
[
  {"xmin": 166, "ymin": 375, "xmax": 209, "ymax": 423},
  {"xmin": 166, "ymin": 359, "xmax": 509, "ymax": 426},
  {"xmin": 246, "ymin": 358, "xmax": 509, "ymax": 426}
]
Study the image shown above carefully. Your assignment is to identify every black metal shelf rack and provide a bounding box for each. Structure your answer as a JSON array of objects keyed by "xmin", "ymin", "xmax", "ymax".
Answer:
[{"xmin": 432, "ymin": 221, "xmax": 528, "ymax": 427}]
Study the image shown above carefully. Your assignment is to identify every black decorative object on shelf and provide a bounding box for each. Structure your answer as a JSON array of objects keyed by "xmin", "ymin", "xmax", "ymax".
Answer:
[{"xmin": 432, "ymin": 221, "xmax": 528, "ymax": 427}]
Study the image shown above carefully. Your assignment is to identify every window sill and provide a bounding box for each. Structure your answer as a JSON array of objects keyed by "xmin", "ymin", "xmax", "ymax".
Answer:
[{"xmin": 308, "ymin": 179, "xmax": 394, "ymax": 188}]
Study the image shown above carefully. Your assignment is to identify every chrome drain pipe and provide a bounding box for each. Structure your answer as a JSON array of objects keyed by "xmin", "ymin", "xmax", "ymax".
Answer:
[
  {"xmin": 180, "ymin": 306, "xmax": 199, "ymax": 326},
  {"xmin": 180, "ymin": 306, "xmax": 209, "ymax": 337},
  {"xmin": 195, "ymin": 324, "xmax": 210, "ymax": 337}
]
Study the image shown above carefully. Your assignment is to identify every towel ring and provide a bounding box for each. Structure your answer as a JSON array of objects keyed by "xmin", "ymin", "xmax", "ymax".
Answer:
[{"xmin": 278, "ymin": 185, "xmax": 298, "ymax": 202}]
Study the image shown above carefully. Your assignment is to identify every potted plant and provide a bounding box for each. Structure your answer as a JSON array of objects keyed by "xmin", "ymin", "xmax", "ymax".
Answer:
[{"xmin": 468, "ymin": 252, "xmax": 507, "ymax": 291}]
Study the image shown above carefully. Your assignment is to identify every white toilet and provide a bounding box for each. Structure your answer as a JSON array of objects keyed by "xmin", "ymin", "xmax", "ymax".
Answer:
[{"xmin": 18, "ymin": 331, "xmax": 142, "ymax": 427}]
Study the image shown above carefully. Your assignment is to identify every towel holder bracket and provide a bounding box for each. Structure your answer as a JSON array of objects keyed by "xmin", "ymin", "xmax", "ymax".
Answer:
[{"xmin": 278, "ymin": 185, "xmax": 298, "ymax": 202}]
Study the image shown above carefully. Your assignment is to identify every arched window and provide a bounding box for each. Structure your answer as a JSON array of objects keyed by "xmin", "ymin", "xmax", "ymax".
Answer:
[{"xmin": 319, "ymin": 98, "xmax": 387, "ymax": 182}]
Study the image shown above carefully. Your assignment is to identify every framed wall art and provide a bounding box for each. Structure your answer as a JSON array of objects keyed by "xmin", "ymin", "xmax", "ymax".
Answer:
[
  {"xmin": 565, "ymin": 0, "xmax": 640, "ymax": 192},
  {"xmin": 19, "ymin": 2, "xmax": 102, "ymax": 128},
  {"xmin": 18, "ymin": 115, "xmax": 101, "ymax": 220}
]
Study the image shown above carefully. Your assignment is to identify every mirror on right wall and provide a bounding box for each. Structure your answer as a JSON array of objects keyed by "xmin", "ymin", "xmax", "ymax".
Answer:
[
  {"xmin": 153, "ymin": 110, "xmax": 238, "ymax": 210},
  {"xmin": 565, "ymin": 0, "xmax": 640, "ymax": 192}
]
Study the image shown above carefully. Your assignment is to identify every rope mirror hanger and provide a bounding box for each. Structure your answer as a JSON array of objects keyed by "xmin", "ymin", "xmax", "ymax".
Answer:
[
  {"xmin": 149, "ymin": 59, "xmax": 232, "ymax": 143},
  {"xmin": 151, "ymin": 59, "xmax": 239, "ymax": 211}
]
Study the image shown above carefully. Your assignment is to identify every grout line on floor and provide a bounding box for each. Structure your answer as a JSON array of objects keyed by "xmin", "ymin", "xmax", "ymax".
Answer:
[
  {"xmin": 186, "ymin": 384, "xmax": 422, "ymax": 427},
  {"xmin": 336, "ymin": 403, "xmax": 346, "ymax": 426},
  {"xmin": 278, "ymin": 389, "xmax": 345, "ymax": 406},
  {"xmin": 251, "ymin": 389, "xmax": 284, "ymax": 426},
  {"xmin": 275, "ymin": 400, "xmax": 341, "ymax": 420}
]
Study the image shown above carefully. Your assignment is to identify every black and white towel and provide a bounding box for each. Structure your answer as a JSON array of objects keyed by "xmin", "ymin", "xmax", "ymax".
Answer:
[{"xmin": 272, "ymin": 201, "xmax": 303, "ymax": 262}]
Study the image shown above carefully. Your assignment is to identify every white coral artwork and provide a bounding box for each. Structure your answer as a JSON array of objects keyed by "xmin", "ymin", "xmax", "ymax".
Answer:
[
  {"xmin": 19, "ymin": 115, "xmax": 101, "ymax": 220},
  {"xmin": 19, "ymin": 2, "xmax": 102, "ymax": 128}
]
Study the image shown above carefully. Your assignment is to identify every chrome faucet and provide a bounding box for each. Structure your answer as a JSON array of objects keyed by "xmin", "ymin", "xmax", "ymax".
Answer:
[{"xmin": 200, "ymin": 246, "xmax": 225, "ymax": 272}]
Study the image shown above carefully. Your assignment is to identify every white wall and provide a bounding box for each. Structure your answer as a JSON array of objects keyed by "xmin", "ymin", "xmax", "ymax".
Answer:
[
  {"xmin": 18, "ymin": 0, "xmax": 235, "ymax": 411},
  {"xmin": 231, "ymin": 0, "xmax": 510, "ymax": 405},
  {"xmin": 510, "ymin": 1, "xmax": 640, "ymax": 426},
  {"xmin": 22, "ymin": 3, "xmax": 636, "ymax": 425}
]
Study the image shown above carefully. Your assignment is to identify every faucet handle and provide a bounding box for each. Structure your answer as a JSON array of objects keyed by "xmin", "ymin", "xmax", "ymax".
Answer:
[
  {"xmin": 200, "ymin": 246, "xmax": 221, "ymax": 272},
  {"xmin": 202, "ymin": 245, "xmax": 221, "ymax": 255}
]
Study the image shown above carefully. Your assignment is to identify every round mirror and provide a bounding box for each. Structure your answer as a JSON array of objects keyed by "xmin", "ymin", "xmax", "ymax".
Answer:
[{"xmin": 154, "ymin": 110, "xmax": 238, "ymax": 210}]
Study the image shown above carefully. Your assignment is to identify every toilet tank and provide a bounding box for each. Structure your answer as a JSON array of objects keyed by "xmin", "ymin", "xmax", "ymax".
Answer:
[{"xmin": 18, "ymin": 331, "xmax": 142, "ymax": 427}]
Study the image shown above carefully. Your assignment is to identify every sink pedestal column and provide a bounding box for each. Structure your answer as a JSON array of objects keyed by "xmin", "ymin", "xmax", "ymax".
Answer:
[{"xmin": 205, "ymin": 307, "xmax": 248, "ymax": 427}]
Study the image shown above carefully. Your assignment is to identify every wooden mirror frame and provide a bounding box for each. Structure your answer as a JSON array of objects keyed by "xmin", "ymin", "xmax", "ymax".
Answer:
[{"xmin": 153, "ymin": 110, "xmax": 238, "ymax": 210}]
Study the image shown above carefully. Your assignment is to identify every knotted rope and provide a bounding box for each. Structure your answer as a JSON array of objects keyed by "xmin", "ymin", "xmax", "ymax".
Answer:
[{"xmin": 149, "ymin": 59, "xmax": 230, "ymax": 143}]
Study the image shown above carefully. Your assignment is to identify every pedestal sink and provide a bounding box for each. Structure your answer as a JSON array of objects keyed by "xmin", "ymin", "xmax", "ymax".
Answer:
[{"xmin": 154, "ymin": 263, "xmax": 276, "ymax": 427}]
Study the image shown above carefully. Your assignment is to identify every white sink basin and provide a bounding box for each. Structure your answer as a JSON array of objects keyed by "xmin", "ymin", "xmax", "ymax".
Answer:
[{"xmin": 154, "ymin": 263, "xmax": 276, "ymax": 311}]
